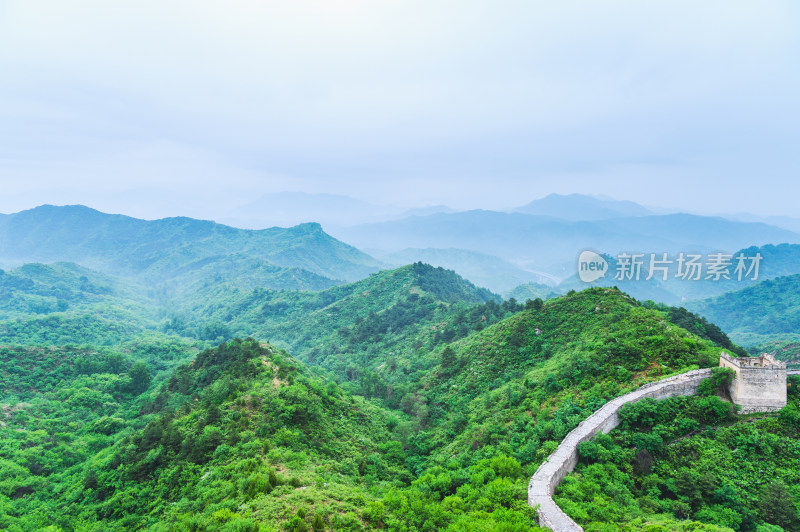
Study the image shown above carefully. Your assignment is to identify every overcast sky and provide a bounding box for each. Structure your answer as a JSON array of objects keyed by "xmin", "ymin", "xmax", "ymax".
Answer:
[{"xmin": 1, "ymin": 1, "xmax": 799, "ymax": 220}]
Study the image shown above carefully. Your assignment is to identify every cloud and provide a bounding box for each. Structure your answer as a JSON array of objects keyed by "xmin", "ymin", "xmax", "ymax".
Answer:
[{"xmin": 0, "ymin": 0, "xmax": 798, "ymax": 215}]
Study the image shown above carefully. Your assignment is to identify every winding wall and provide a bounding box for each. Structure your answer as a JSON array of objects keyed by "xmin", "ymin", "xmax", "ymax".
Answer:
[{"xmin": 527, "ymin": 368, "xmax": 713, "ymax": 531}]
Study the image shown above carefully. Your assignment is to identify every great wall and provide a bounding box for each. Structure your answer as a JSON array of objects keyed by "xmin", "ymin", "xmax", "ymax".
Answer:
[{"xmin": 528, "ymin": 353, "xmax": 790, "ymax": 531}]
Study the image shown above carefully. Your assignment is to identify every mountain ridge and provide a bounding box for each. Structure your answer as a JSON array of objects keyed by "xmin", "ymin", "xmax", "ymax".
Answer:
[
  {"xmin": 0, "ymin": 204, "xmax": 382, "ymax": 284},
  {"xmin": 332, "ymin": 210, "xmax": 800, "ymax": 277},
  {"xmin": 512, "ymin": 193, "xmax": 653, "ymax": 220}
]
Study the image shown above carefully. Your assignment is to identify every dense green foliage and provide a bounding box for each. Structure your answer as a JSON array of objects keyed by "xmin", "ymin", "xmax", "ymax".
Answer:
[
  {"xmin": 687, "ymin": 274, "xmax": 800, "ymax": 349},
  {"xmin": 0, "ymin": 339, "xmax": 545, "ymax": 531},
  {"xmin": 0, "ymin": 346, "xmax": 159, "ymax": 529},
  {"xmin": 172, "ymin": 263, "xmax": 511, "ymax": 403},
  {"xmin": 641, "ymin": 303, "xmax": 747, "ymax": 357},
  {"xmin": 0, "ymin": 262, "xmax": 194, "ymax": 348},
  {"xmin": 0, "ymin": 253, "xmax": 764, "ymax": 531},
  {"xmin": 0, "ymin": 263, "xmax": 116, "ymax": 315}
]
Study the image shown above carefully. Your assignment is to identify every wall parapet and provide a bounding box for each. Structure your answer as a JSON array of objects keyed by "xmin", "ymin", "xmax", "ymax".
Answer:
[{"xmin": 528, "ymin": 368, "xmax": 713, "ymax": 532}]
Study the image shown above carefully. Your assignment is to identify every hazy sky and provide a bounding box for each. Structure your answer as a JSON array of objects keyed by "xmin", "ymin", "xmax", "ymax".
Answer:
[{"xmin": 1, "ymin": 1, "xmax": 799, "ymax": 220}]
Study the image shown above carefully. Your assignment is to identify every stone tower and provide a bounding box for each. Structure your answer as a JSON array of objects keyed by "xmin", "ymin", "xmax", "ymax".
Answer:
[{"xmin": 719, "ymin": 352, "xmax": 787, "ymax": 414}]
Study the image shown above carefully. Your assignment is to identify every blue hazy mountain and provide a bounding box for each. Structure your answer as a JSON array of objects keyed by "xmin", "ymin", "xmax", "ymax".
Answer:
[
  {"xmin": 394, "ymin": 205, "xmax": 456, "ymax": 218},
  {"xmin": 512, "ymin": 193, "xmax": 653, "ymax": 220},
  {"xmin": 0, "ymin": 204, "xmax": 382, "ymax": 283},
  {"xmin": 332, "ymin": 210, "xmax": 800, "ymax": 277},
  {"xmin": 721, "ymin": 212, "xmax": 800, "ymax": 234},
  {"xmin": 221, "ymin": 192, "xmax": 400, "ymax": 229},
  {"xmin": 222, "ymin": 193, "xmax": 459, "ymax": 229}
]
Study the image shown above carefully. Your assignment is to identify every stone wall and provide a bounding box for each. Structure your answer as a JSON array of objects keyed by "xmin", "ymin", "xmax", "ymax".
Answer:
[
  {"xmin": 720, "ymin": 353, "xmax": 786, "ymax": 413},
  {"xmin": 528, "ymin": 368, "xmax": 713, "ymax": 532}
]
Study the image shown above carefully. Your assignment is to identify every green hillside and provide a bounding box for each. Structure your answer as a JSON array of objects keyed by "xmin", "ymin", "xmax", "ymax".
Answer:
[
  {"xmin": 0, "ymin": 262, "xmax": 171, "ymax": 347},
  {"xmin": 0, "ymin": 262, "xmax": 143, "ymax": 317},
  {"xmin": 172, "ymin": 262, "xmax": 513, "ymax": 403},
  {"xmin": 0, "ymin": 338, "xmax": 546, "ymax": 531},
  {"xmin": 414, "ymin": 288, "xmax": 726, "ymax": 463},
  {"xmin": 504, "ymin": 282, "xmax": 561, "ymax": 302},
  {"xmin": 160, "ymin": 255, "xmax": 340, "ymax": 298},
  {"xmin": 686, "ymin": 274, "xmax": 800, "ymax": 348},
  {"xmin": 0, "ymin": 256, "xmax": 777, "ymax": 532},
  {"xmin": 323, "ymin": 287, "xmax": 733, "ymax": 531},
  {"xmin": 0, "ymin": 339, "xmax": 397, "ymax": 530}
]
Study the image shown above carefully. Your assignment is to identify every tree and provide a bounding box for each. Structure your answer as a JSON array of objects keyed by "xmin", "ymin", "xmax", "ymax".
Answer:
[
  {"xmin": 759, "ymin": 481, "xmax": 799, "ymax": 530},
  {"xmin": 128, "ymin": 362, "xmax": 152, "ymax": 394},
  {"xmin": 440, "ymin": 346, "xmax": 457, "ymax": 371},
  {"xmin": 284, "ymin": 513, "xmax": 308, "ymax": 532},
  {"xmin": 698, "ymin": 367, "xmax": 735, "ymax": 398}
]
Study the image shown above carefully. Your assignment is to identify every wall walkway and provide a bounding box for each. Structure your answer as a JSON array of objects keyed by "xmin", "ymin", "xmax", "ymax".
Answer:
[{"xmin": 528, "ymin": 368, "xmax": 713, "ymax": 531}]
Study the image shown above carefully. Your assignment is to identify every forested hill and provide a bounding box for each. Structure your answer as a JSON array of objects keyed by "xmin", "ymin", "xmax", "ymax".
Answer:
[
  {"xmin": 176, "ymin": 261, "xmax": 498, "ymax": 330},
  {"xmin": 0, "ymin": 285, "xmax": 743, "ymax": 531},
  {"xmin": 0, "ymin": 262, "xmax": 133, "ymax": 315},
  {"xmin": 417, "ymin": 287, "xmax": 729, "ymax": 443},
  {"xmin": 0, "ymin": 339, "xmax": 412, "ymax": 530},
  {"xmin": 177, "ymin": 262, "xmax": 509, "ymax": 400},
  {"xmin": 0, "ymin": 260, "xmax": 508, "ymax": 354},
  {"xmin": 0, "ymin": 205, "xmax": 381, "ymax": 283},
  {"xmin": 0, "ymin": 262, "xmax": 166, "ymax": 347},
  {"xmin": 686, "ymin": 273, "xmax": 800, "ymax": 349}
]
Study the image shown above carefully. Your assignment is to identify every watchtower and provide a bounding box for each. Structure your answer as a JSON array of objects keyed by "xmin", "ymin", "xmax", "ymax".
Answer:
[{"xmin": 719, "ymin": 352, "xmax": 787, "ymax": 414}]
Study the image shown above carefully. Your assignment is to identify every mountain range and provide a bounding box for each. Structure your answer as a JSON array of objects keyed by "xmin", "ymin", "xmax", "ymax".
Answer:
[
  {"xmin": 3, "ymin": 201, "xmax": 800, "ymax": 305},
  {"xmin": 1, "ymin": 197, "xmax": 798, "ymax": 529},
  {"xmin": 0, "ymin": 204, "xmax": 381, "ymax": 285},
  {"xmin": 331, "ymin": 211, "xmax": 800, "ymax": 279}
]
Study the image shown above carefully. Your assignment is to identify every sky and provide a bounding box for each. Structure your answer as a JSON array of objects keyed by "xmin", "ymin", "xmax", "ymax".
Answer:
[{"xmin": 1, "ymin": 1, "xmax": 799, "ymax": 220}]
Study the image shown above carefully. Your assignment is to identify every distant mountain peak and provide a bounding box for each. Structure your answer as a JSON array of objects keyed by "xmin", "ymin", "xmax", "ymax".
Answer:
[
  {"xmin": 224, "ymin": 192, "xmax": 400, "ymax": 229},
  {"xmin": 0, "ymin": 204, "xmax": 382, "ymax": 283},
  {"xmin": 512, "ymin": 193, "xmax": 652, "ymax": 221},
  {"xmin": 24, "ymin": 203, "xmax": 104, "ymax": 215},
  {"xmin": 347, "ymin": 262, "xmax": 498, "ymax": 306}
]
